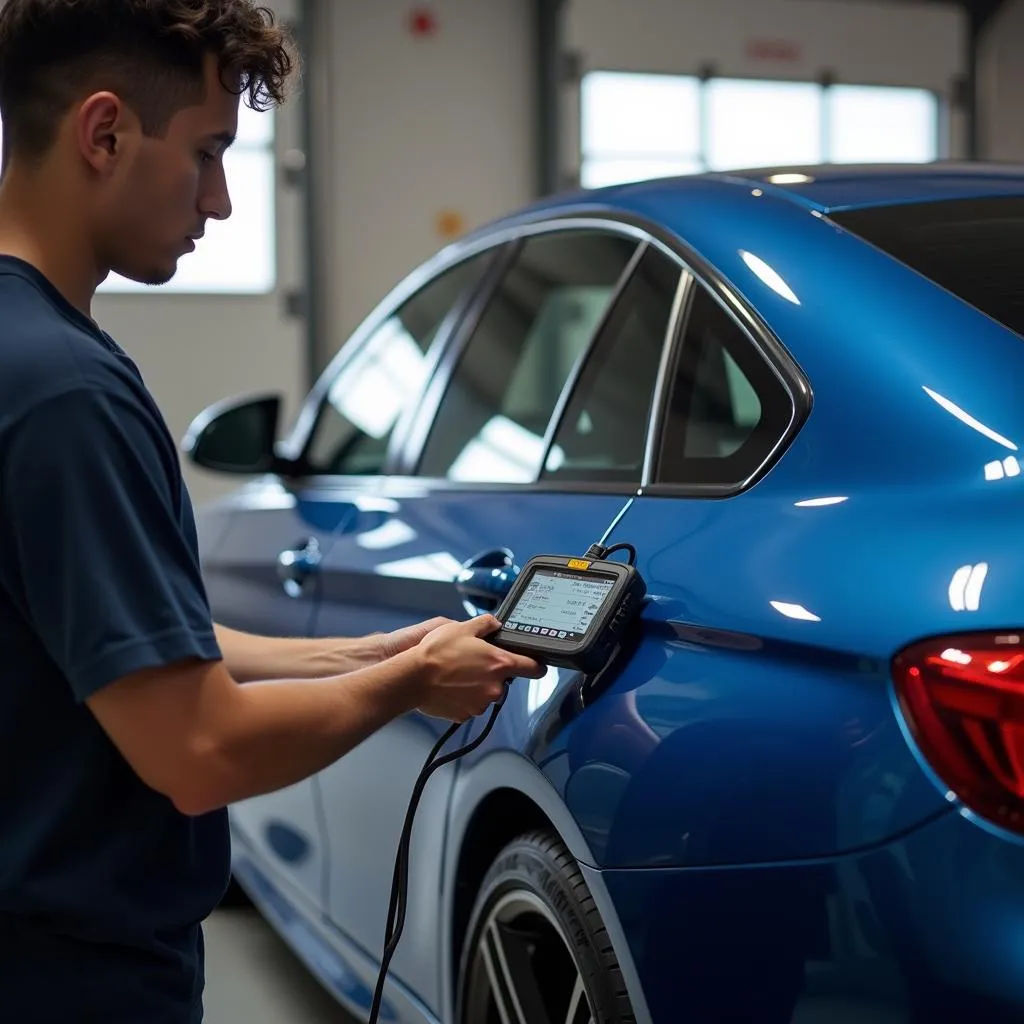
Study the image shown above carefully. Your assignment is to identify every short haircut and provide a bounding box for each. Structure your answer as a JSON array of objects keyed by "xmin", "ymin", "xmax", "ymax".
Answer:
[{"xmin": 0, "ymin": 0, "xmax": 298, "ymax": 165}]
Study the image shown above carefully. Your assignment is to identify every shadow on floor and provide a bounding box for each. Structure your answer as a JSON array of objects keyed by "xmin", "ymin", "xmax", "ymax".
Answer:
[{"xmin": 203, "ymin": 906, "xmax": 357, "ymax": 1024}]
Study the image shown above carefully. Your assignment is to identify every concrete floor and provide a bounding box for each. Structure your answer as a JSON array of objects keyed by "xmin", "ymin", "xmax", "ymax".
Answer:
[{"xmin": 203, "ymin": 906, "xmax": 355, "ymax": 1023}]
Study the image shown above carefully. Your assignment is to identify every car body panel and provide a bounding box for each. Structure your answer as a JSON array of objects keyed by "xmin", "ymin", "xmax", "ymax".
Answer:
[
  {"xmin": 599, "ymin": 807, "xmax": 1024, "ymax": 1024},
  {"xmin": 197, "ymin": 165, "xmax": 1024, "ymax": 1023},
  {"xmin": 306, "ymin": 483, "xmax": 633, "ymax": 1012},
  {"xmin": 202, "ymin": 480, "xmax": 363, "ymax": 913}
]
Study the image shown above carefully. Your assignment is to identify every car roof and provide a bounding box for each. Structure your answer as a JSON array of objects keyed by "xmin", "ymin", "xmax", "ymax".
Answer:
[{"xmin": 521, "ymin": 161, "xmax": 1024, "ymax": 218}]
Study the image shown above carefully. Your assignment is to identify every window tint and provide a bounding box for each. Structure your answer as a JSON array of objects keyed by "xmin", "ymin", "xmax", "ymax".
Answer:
[
  {"xmin": 656, "ymin": 285, "xmax": 793, "ymax": 488},
  {"xmin": 542, "ymin": 246, "xmax": 681, "ymax": 483},
  {"xmin": 304, "ymin": 253, "xmax": 491, "ymax": 475},
  {"xmin": 416, "ymin": 230, "xmax": 639, "ymax": 482},
  {"xmin": 832, "ymin": 198, "xmax": 1024, "ymax": 338}
]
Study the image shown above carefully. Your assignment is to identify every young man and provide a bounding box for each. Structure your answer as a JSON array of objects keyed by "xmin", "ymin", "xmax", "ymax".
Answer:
[{"xmin": 0, "ymin": 1, "xmax": 545, "ymax": 1020}]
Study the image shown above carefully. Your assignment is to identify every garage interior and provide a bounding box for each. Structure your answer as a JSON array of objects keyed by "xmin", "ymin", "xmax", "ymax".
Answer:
[{"xmin": 4, "ymin": 0, "xmax": 1022, "ymax": 1021}]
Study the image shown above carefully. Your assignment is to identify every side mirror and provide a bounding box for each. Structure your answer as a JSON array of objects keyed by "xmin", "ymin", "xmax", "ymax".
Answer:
[{"xmin": 182, "ymin": 393, "xmax": 292, "ymax": 475}]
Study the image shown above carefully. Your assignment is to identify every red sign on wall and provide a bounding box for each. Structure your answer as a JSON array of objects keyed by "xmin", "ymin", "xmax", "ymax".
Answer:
[
  {"xmin": 408, "ymin": 7, "xmax": 438, "ymax": 37},
  {"xmin": 745, "ymin": 38, "xmax": 803, "ymax": 62}
]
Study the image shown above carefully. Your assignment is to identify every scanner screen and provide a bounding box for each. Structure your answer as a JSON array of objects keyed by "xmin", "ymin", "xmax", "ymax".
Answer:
[{"xmin": 504, "ymin": 569, "xmax": 615, "ymax": 642}]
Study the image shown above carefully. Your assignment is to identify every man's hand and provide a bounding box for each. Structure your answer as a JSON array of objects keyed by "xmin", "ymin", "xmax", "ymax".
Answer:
[
  {"xmin": 374, "ymin": 616, "xmax": 453, "ymax": 661},
  {"xmin": 412, "ymin": 614, "xmax": 546, "ymax": 722}
]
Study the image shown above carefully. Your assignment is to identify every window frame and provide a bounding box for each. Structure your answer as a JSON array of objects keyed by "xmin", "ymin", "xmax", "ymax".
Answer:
[
  {"xmin": 277, "ymin": 209, "xmax": 811, "ymax": 498},
  {"xmin": 578, "ymin": 71, "xmax": 945, "ymax": 188}
]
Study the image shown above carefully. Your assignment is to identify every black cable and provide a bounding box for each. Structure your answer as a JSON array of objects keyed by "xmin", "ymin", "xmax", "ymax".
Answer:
[
  {"xmin": 592, "ymin": 541, "xmax": 637, "ymax": 565},
  {"xmin": 367, "ymin": 684, "xmax": 511, "ymax": 1024}
]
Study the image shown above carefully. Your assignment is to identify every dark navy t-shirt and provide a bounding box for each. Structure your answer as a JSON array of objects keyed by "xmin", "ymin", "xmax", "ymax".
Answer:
[{"xmin": 0, "ymin": 257, "xmax": 230, "ymax": 1022}]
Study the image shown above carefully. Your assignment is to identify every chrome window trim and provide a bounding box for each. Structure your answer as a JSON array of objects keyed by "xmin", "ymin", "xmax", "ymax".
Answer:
[
  {"xmin": 641, "ymin": 268, "xmax": 694, "ymax": 487},
  {"xmin": 276, "ymin": 206, "xmax": 811, "ymax": 499}
]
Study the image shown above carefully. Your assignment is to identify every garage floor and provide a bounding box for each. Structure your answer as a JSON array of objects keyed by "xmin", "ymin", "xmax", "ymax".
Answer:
[{"xmin": 203, "ymin": 907, "xmax": 355, "ymax": 1023}]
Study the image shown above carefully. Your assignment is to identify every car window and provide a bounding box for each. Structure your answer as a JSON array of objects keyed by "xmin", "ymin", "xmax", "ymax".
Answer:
[
  {"xmin": 541, "ymin": 245, "xmax": 682, "ymax": 484},
  {"xmin": 303, "ymin": 253, "xmax": 492, "ymax": 475},
  {"xmin": 831, "ymin": 197, "xmax": 1024, "ymax": 338},
  {"xmin": 656, "ymin": 284, "xmax": 793, "ymax": 488},
  {"xmin": 416, "ymin": 230, "xmax": 640, "ymax": 483}
]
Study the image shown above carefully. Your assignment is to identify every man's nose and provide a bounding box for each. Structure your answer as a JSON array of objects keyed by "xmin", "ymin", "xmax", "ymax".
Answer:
[{"xmin": 200, "ymin": 168, "xmax": 232, "ymax": 222}]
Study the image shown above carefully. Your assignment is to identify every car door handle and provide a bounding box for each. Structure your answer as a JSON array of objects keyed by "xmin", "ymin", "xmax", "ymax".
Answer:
[
  {"xmin": 277, "ymin": 537, "xmax": 322, "ymax": 598},
  {"xmin": 456, "ymin": 548, "xmax": 520, "ymax": 615}
]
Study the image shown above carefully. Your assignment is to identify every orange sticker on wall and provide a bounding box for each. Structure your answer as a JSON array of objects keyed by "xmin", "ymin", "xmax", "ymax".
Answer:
[{"xmin": 435, "ymin": 210, "xmax": 466, "ymax": 239}]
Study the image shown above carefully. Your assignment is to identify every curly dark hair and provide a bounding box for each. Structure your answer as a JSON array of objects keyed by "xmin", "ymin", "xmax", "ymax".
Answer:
[{"xmin": 0, "ymin": 0, "xmax": 298, "ymax": 163}]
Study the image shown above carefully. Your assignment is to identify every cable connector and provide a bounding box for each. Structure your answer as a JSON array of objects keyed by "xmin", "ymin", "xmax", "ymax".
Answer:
[{"xmin": 584, "ymin": 541, "xmax": 637, "ymax": 566}]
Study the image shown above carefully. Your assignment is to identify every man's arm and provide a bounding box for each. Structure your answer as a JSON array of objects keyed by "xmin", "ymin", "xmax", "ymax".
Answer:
[
  {"xmin": 3, "ymin": 386, "xmax": 543, "ymax": 819},
  {"xmin": 212, "ymin": 618, "xmax": 450, "ymax": 683},
  {"xmin": 87, "ymin": 614, "xmax": 536, "ymax": 816},
  {"xmin": 212, "ymin": 623, "xmax": 376, "ymax": 682}
]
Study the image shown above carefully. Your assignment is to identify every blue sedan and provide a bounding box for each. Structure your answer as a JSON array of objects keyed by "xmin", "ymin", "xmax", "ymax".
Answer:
[{"xmin": 188, "ymin": 163, "xmax": 1024, "ymax": 1024}]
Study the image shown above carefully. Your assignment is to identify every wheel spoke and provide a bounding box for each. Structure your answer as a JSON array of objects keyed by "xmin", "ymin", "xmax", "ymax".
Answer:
[
  {"xmin": 564, "ymin": 974, "xmax": 589, "ymax": 1024},
  {"xmin": 482, "ymin": 919, "xmax": 554, "ymax": 1024}
]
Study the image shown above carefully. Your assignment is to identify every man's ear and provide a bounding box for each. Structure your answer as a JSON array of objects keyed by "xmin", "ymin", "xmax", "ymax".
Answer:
[{"xmin": 75, "ymin": 91, "xmax": 132, "ymax": 173}]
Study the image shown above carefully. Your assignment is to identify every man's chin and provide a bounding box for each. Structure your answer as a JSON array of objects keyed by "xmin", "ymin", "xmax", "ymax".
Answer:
[{"xmin": 109, "ymin": 263, "xmax": 178, "ymax": 288}]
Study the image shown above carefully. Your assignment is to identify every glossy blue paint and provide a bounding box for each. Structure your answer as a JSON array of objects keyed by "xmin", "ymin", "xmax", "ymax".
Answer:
[
  {"xmin": 598, "ymin": 806, "xmax": 1024, "ymax": 1024},
  {"xmin": 196, "ymin": 166, "xmax": 1024, "ymax": 1023}
]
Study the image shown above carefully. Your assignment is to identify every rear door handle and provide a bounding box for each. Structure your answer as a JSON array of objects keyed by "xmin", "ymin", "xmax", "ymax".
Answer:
[
  {"xmin": 277, "ymin": 537, "xmax": 322, "ymax": 598},
  {"xmin": 456, "ymin": 548, "xmax": 520, "ymax": 615}
]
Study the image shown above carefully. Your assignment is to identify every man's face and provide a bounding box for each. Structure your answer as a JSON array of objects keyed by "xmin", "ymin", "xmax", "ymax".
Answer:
[{"xmin": 92, "ymin": 55, "xmax": 239, "ymax": 286}]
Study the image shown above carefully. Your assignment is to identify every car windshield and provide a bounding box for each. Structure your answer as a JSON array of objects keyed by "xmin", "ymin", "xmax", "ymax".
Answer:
[{"xmin": 831, "ymin": 196, "xmax": 1024, "ymax": 338}]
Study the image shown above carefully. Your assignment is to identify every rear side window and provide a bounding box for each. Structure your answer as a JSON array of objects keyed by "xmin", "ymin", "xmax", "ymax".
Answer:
[
  {"xmin": 656, "ymin": 284, "xmax": 793, "ymax": 489},
  {"xmin": 542, "ymin": 245, "xmax": 681, "ymax": 483},
  {"xmin": 416, "ymin": 229, "xmax": 639, "ymax": 483},
  {"xmin": 832, "ymin": 197, "xmax": 1024, "ymax": 337}
]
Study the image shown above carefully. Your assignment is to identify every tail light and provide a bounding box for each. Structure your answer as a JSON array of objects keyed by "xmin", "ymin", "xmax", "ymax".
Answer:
[{"xmin": 893, "ymin": 632, "xmax": 1024, "ymax": 834}]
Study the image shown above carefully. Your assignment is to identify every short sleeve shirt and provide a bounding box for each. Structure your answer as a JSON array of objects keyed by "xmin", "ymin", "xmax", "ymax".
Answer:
[{"xmin": 0, "ymin": 256, "xmax": 229, "ymax": 1022}]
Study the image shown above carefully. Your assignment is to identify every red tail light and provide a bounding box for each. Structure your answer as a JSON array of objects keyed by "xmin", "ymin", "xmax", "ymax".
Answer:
[{"xmin": 893, "ymin": 632, "xmax": 1024, "ymax": 834}]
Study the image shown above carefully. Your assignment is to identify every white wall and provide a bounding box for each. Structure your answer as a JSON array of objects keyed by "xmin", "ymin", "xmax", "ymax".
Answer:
[
  {"xmin": 312, "ymin": 0, "xmax": 535, "ymax": 361},
  {"xmin": 978, "ymin": 0, "xmax": 1024, "ymax": 161}
]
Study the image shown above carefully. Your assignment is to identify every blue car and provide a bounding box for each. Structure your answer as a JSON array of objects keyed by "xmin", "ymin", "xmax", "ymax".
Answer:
[{"xmin": 187, "ymin": 163, "xmax": 1024, "ymax": 1024}]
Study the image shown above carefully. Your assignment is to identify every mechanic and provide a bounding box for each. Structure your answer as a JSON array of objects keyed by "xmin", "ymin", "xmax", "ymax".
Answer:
[{"xmin": 0, "ymin": 2, "xmax": 546, "ymax": 1022}]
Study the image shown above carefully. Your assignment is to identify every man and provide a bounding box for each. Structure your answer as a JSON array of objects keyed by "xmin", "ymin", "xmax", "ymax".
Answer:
[{"xmin": 0, "ymin": 1, "xmax": 545, "ymax": 1021}]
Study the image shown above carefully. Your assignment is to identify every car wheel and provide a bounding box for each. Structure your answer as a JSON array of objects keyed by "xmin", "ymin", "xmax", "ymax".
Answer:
[{"xmin": 458, "ymin": 829, "xmax": 636, "ymax": 1024}]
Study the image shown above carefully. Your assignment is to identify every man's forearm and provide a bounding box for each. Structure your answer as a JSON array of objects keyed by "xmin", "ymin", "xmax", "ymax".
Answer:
[
  {"xmin": 213, "ymin": 623, "xmax": 378, "ymax": 683},
  {"xmin": 185, "ymin": 650, "xmax": 427, "ymax": 814}
]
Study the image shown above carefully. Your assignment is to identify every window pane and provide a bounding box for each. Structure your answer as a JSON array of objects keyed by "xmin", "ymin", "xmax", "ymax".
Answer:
[
  {"xmin": 235, "ymin": 100, "xmax": 275, "ymax": 148},
  {"xmin": 705, "ymin": 78, "xmax": 822, "ymax": 171},
  {"xmin": 543, "ymin": 247, "xmax": 680, "ymax": 483},
  {"xmin": 100, "ymin": 148, "xmax": 275, "ymax": 294},
  {"xmin": 304, "ymin": 254, "xmax": 491, "ymax": 476},
  {"xmin": 581, "ymin": 71, "xmax": 701, "ymax": 160},
  {"xmin": 417, "ymin": 231, "xmax": 639, "ymax": 483},
  {"xmin": 828, "ymin": 85, "xmax": 938, "ymax": 163},
  {"xmin": 832, "ymin": 197, "xmax": 1024, "ymax": 339},
  {"xmin": 581, "ymin": 156, "xmax": 703, "ymax": 189},
  {"xmin": 657, "ymin": 286, "xmax": 793, "ymax": 487}
]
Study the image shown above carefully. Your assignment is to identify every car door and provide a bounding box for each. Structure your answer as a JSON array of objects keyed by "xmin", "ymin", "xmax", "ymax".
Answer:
[
  {"xmin": 204, "ymin": 481, "xmax": 357, "ymax": 914},
  {"xmin": 310, "ymin": 224, "xmax": 687, "ymax": 1008},
  {"xmin": 207, "ymin": 245, "xmax": 497, "ymax": 916}
]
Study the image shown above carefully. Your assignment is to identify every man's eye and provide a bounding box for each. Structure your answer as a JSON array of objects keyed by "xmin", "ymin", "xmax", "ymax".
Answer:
[{"xmin": 198, "ymin": 150, "xmax": 215, "ymax": 164}]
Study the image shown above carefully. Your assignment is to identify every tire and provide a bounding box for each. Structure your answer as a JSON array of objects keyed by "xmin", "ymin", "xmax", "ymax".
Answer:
[{"xmin": 457, "ymin": 829, "xmax": 636, "ymax": 1024}]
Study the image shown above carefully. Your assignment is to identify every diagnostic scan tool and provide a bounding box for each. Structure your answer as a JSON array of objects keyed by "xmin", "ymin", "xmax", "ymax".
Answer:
[
  {"xmin": 367, "ymin": 540, "xmax": 646, "ymax": 1024},
  {"xmin": 489, "ymin": 550, "xmax": 647, "ymax": 676}
]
